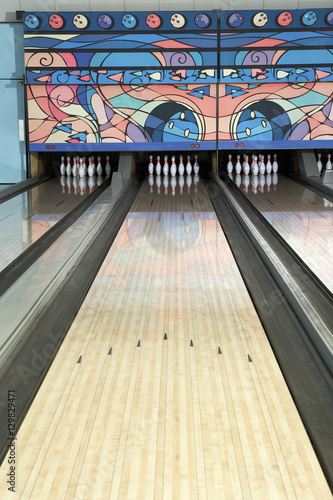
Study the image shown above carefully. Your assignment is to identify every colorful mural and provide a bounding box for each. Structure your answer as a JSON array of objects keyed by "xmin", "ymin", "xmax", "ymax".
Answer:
[
  {"xmin": 27, "ymin": 83, "xmax": 217, "ymax": 147},
  {"xmin": 219, "ymin": 82, "xmax": 333, "ymax": 144},
  {"xmin": 23, "ymin": 10, "xmax": 333, "ymax": 151}
]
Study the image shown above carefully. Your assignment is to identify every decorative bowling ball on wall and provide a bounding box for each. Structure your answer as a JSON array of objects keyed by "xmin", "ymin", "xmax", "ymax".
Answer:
[
  {"xmin": 194, "ymin": 13, "xmax": 211, "ymax": 28},
  {"xmin": 301, "ymin": 11, "xmax": 317, "ymax": 26},
  {"xmin": 227, "ymin": 12, "xmax": 244, "ymax": 28},
  {"xmin": 73, "ymin": 14, "xmax": 89, "ymax": 29},
  {"xmin": 121, "ymin": 14, "xmax": 138, "ymax": 29},
  {"xmin": 97, "ymin": 14, "xmax": 113, "ymax": 29},
  {"xmin": 252, "ymin": 12, "xmax": 269, "ymax": 27},
  {"xmin": 25, "ymin": 14, "xmax": 41, "ymax": 29},
  {"xmin": 48, "ymin": 14, "xmax": 64, "ymax": 29},
  {"xmin": 146, "ymin": 13, "xmax": 162, "ymax": 29},
  {"xmin": 276, "ymin": 11, "xmax": 293, "ymax": 27},
  {"xmin": 170, "ymin": 13, "xmax": 187, "ymax": 29},
  {"xmin": 325, "ymin": 10, "xmax": 333, "ymax": 26},
  {"xmin": 326, "ymin": 11, "xmax": 333, "ymax": 26}
]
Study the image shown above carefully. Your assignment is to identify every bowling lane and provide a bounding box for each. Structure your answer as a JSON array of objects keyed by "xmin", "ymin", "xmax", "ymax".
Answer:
[
  {"xmin": 0, "ymin": 177, "xmax": 91, "ymax": 273},
  {"xmin": 239, "ymin": 174, "xmax": 333, "ymax": 293},
  {"xmin": 0, "ymin": 175, "xmax": 330, "ymax": 499}
]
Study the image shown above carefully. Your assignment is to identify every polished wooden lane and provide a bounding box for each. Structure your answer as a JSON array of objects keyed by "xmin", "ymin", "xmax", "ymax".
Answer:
[
  {"xmin": 0, "ymin": 177, "xmax": 90, "ymax": 273},
  {"xmin": 0, "ymin": 176, "xmax": 330, "ymax": 499},
  {"xmin": 241, "ymin": 174, "xmax": 333, "ymax": 292}
]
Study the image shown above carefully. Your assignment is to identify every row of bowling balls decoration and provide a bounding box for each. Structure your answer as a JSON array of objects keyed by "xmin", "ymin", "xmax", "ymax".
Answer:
[{"xmin": 24, "ymin": 10, "xmax": 333, "ymax": 31}]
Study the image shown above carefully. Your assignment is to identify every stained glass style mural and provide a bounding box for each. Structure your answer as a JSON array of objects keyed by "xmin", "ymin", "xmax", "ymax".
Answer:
[{"xmin": 23, "ymin": 10, "xmax": 333, "ymax": 151}]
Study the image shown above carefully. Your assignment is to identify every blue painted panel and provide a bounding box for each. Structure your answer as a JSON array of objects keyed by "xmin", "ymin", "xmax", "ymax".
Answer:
[
  {"xmin": 29, "ymin": 141, "xmax": 216, "ymax": 152},
  {"xmin": 0, "ymin": 23, "xmax": 24, "ymax": 78},
  {"xmin": 0, "ymin": 81, "xmax": 26, "ymax": 183}
]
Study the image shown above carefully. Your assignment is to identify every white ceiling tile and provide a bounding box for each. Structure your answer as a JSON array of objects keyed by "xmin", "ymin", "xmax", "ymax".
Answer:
[
  {"xmin": 125, "ymin": 0, "xmax": 160, "ymax": 11},
  {"xmin": 231, "ymin": 0, "xmax": 264, "ymax": 8},
  {"xmin": 0, "ymin": 0, "xmax": 20, "ymax": 22},
  {"xmin": 54, "ymin": 0, "xmax": 91, "ymax": 11},
  {"xmin": 263, "ymin": 0, "xmax": 298, "ymax": 9},
  {"xmin": 298, "ymin": 0, "xmax": 333, "ymax": 8},
  {"xmin": 21, "ymin": 0, "xmax": 56, "ymax": 12}
]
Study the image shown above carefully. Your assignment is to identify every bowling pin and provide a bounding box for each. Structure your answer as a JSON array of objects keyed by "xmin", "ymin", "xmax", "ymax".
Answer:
[
  {"xmin": 317, "ymin": 153, "xmax": 323, "ymax": 173},
  {"xmin": 179, "ymin": 175, "xmax": 184, "ymax": 195},
  {"xmin": 259, "ymin": 155, "xmax": 266, "ymax": 175},
  {"xmin": 66, "ymin": 157, "xmax": 71, "ymax": 176},
  {"xmin": 186, "ymin": 155, "xmax": 192, "ymax": 175},
  {"xmin": 96, "ymin": 157, "xmax": 103, "ymax": 176},
  {"xmin": 272, "ymin": 154, "xmax": 278, "ymax": 173},
  {"xmin": 87, "ymin": 158, "xmax": 94, "ymax": 177},
  {"xmin": 155, "ymin": 156, "xmax": 161, "ymax": 175},
  {"xmin": 178, "ymin": 155, "xmax": 185, "ymax": 176},
  {"xmin": 266, "ymin": 154, "xmax": 272, "ymax": 174},
  {"xmin": 148, "ymin": 155, "xmax": 154, "ymax": 175},
  {"xmin": 243, "ymin": 156, "xmax": 250, "ymax": 175},
  {"xmin": 105, "ymin": 156, "xmax": 111, "ymax": 176},
  {"xmin": 156, "ymin": 175, "xmax": 161, "ymax": 194},
  {"xmin": 82, "ymin": 157, "xmax": 87, "ymax": 176},
  {"xmin": 326, "ymin": 153, "xmax": 332, "ymax": 171},
  {"xmin": 227, "ymin": 154, "xmax": 233, "ymax": 174},
  {"xmin": 235, "ymin": 155, "xmax": 242, "ymax": 174},
  {"xmin": 78, "ymin": 158, "xmax": 85, "ymax": 178},
  {"xmin": 72, "ymin": 158, "xmax": 78, "ymax": 177},
  {"xmin": 60, "ymin": 156, "xmax": 65, "ymax": 176},
  {"xmin": 251, "ymin": 156, "xmax": 259, "ymax": 175},
  {"xmin": 193, "ymin": 155, "xmax": 199, "ymax": 174},
  {"xmin": 170, "ymin": 156, "xmax": 177, "ymax": 177},
  {"xmin": 163, "ymin": 156, "xmax": 169, "ymax": 176},
  {"xmin": 171, "ymin": 176, "xmax": 177, "ymax": 196},
  {"xmin": 148, "ymin": 174, "xmax": 154, "ymax": 193},
  {"xmin": 163, "ymin": 175, "xmax": 169, "ymax": 195}
]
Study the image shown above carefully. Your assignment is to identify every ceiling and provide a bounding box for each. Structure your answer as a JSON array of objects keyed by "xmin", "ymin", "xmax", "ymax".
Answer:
[{"xmin": 2, "ymin": 0, "xmax": 333, "ymax": 23}]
